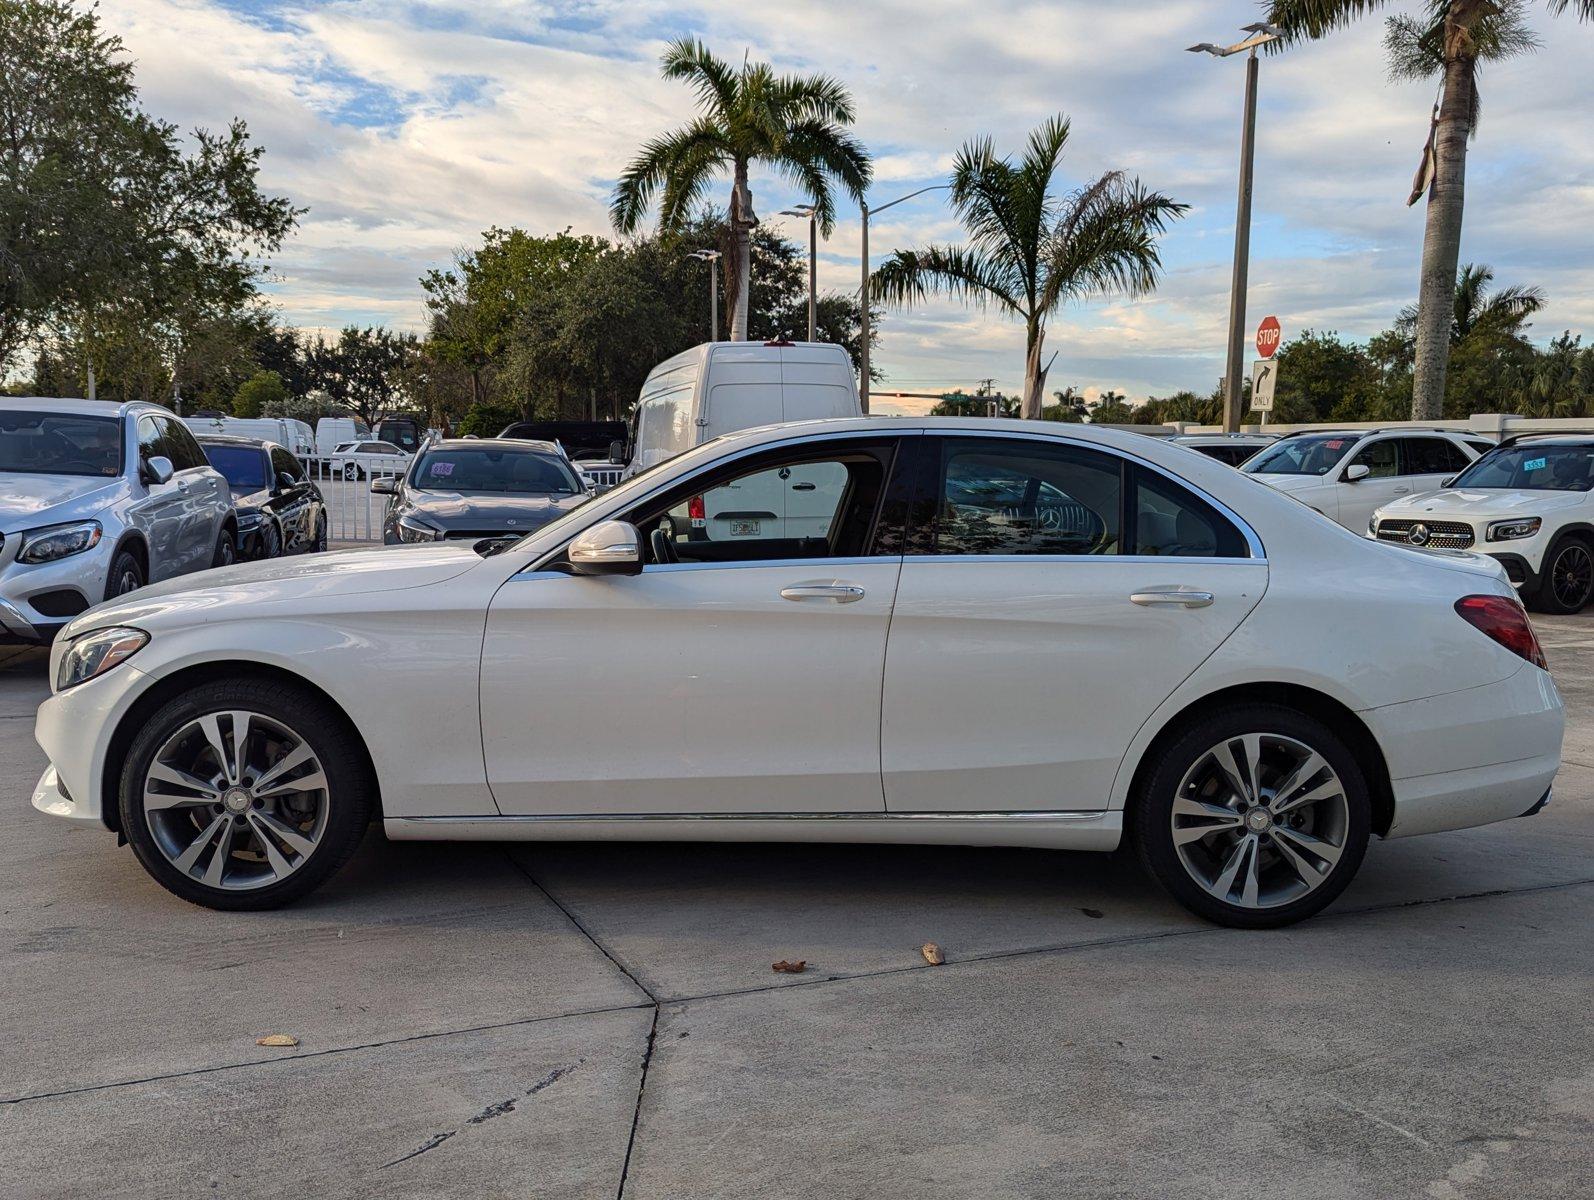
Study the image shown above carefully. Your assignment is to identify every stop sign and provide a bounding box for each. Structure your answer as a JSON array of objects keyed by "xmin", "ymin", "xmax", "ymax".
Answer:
[{"xmin": 1256, "ymin": 315, "xmax": 1282, "ymax": 359}]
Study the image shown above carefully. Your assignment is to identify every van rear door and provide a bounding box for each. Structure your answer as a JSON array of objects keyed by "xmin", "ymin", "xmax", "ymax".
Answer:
[{"xmin": 778, "ymin": 345, "xmax": 861, "ymax": 422}]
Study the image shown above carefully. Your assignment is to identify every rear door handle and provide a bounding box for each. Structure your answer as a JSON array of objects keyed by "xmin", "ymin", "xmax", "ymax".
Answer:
[
  {"xmin": 791, "ymin": 482, "xmax": 817, "ymax": 492},
  {"xmin": 780, "ymin": 583, "xmax": 865, "ymax": 603},
  {"xmin": 1130, "ymin": 588, "xmax": 1215, "ymax": 609}
]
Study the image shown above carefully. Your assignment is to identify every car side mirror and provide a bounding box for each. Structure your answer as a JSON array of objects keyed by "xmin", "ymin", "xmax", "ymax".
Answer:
[
  {"xmin": 143, "ymin": 455, "xmax": 175, "ymax": 487},
  {"xmin": 1441, "ymin": 475, "xmax": 1456, "ymax": 487},
  {"xmin": 275, "ymin": 471, "xmax": 297, "ymax": 493},
  {"xmin": 370, "ymin": 477, "xmax": 397, "ymax": 495},
  {"xmin": 1344, "ymin": 463, "xmax": 1370, "ymax": 483},
  {"xmin": 568, "ymin": 520, "xmax": 643, "ymax": 576},
  {"xmin": 609, "ymin": 439, "xmax": 627, "ymax": 464}
]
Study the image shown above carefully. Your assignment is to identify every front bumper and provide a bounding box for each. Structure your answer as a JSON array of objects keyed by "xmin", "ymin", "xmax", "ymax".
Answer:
[
  {"xmin": 1366, "ymin": 663, "xmax": 1564, "ymax": 839},
  {"xmin": 32, "ymin": 661, "xmax": 155, "ymax": 829},
  {"xmin": 0, "ymin": 536, "xmax": 113, "ymax": 642}
]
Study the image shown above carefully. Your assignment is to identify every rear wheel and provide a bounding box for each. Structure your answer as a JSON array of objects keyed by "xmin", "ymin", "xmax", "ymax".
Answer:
[
  {"xmin": 1131, "ymin": 704, "xmax": 1370, "ymax": 928},
  {"xmin": 1533, "ymin": 536, "xmax": 1594, "ymax": 614},
  {"xmin": 119, "ymin": 679, "xmax": 373, "ymax": 910},
  {"xmin": 311, "ymin": 512, "xmax": 328, "ymax": 553}
]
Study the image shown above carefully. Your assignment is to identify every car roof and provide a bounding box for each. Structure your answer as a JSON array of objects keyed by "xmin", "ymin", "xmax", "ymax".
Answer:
[
  {"xmin": 0, "ymin": 396, "xmax": 160, "ymax": 419},
  {"xmin": 431, "ymin": 437, "xmax": 562, "ymax": 453}
]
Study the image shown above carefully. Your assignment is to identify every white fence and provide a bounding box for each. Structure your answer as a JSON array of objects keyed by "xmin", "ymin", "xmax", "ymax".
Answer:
[
  {"xmin": 1133, "ymin": 414, "xmax": 1594, "ymax": 439},
  {"xmin": 305, "ymin": 456, "xmax": 406, "ymax": 544}
]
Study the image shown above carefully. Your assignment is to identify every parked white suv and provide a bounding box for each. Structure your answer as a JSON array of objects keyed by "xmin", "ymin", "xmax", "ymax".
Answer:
[
  {"xmin": 1242, "ymin": 429, "xmax": 1489, "ymax": 532},
  {"xmin": 1, "ymin": 399, "xmax": 235, "ymax": 643},
  {"xmin": 1372, "ymin": 436, "xmax": 1594, "ymax": 613}
]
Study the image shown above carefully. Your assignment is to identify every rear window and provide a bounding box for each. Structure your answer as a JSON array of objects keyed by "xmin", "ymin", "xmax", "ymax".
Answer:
[{"xmin": 203, "ymin": 444, "xmax": 267, "ymax": 490}]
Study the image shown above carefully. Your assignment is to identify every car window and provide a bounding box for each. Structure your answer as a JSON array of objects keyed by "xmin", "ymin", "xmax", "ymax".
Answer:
[
  {"xmin": 632, "ymin": 443, "xmax": 892, "ymax": 566},
  {"xmin": 1134, "ymin": 469, "xmax": 1250, "ymax": 557},
  {"xmin": 137, "ymin": 416, "xmax": 167, "ymax": 465},
  {"xmin": 203, "ymin": 444, "xmax": 268, "ymax": 489},
  {"xmin": 0, "ymin": 410, "xmax": 123, "ymax": 477},
  {"xmin": 1466, "ymin": 439, "xmax": 1493, "ymax": 456},
  {"xmin": 1399, "ymin": 437, "xmax": 1467, "ymax": 476},
  {"xmin": 158, "ymin": 416, "xmax": 208, "ymax": 471},
  {"xmin": 1348, "ymin": 439, "xmax": 1397, "ymax": 478},
  {"xmin": 930, "ymin": 440, "xmax": 1122, "ymax": 556},
  {"xmin": 269, "ymin": 447, "xmax": 300, "ymax": 481},
  {"xmin": 1452, "ymin": 444, "xmax": 1594, "ymax": 492}
]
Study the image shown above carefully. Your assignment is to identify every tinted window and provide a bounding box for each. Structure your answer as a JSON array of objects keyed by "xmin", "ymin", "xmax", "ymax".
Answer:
[
  {"xmin": 412, "ymin": 446, "xmax": 582, "ymax": 494},
  {"xmin": 1133, "ymin": 470, "xmax": 1249, "ymax": 557},
  {"xmin": 203, "ymin": 444, "xmax": 268, "ymax": 489},
  {"xmin": 158, "ymin": 416, "xmax": 208, "ymax": 471},
  {"xmin": 270, "ymin": 446, "xmax": 301, "ymax": 481},
  {"xmin": 931, "ymin": 440, "xmax": 1122, "ymax": 556},
  {"xmin": 0, "ymin": 410, "xmax": 122, "ymax": 477},
  {"xmin": 137, "ymin": 417, "xmax": 166, "ymax": 464},
  {"xmin": 1452, "ymin": 444, "xmax": 1594, "ymax": 492},
  {"xmin": 1400, "ymin": 437, "xmax": 1468, "ymax": 475},
  {"xmin": 1349, "ymin": 439, "xmax": 1397, "ymax": 478},
  {"xmin": 1466, "ymin": 439, "xmax": 1493, "ymax": 456},
  {"xmin": 1245, "ymin": 434, "xmax": 1357, "ymax": 477}
]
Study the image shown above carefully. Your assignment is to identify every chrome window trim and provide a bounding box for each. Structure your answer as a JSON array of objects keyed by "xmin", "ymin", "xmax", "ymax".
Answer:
[
  {"xmin": 396, "ymin": 810, "xmax": 1109, "ymax": 824},
  {"xmin": 922, "ymin": 427, "xmax": 1267, "ymax": 560}
]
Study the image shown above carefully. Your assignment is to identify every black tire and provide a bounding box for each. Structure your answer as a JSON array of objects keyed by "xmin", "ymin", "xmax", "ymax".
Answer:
[
  {"xmin": 1130, "ymin": 703, "xmax": 1371, "ymax": 929},
  {"xmin": 259, "ymin": 518, "xmax": 282, "ymax": 560},
  {"xmin": 104, "ymin": 548, "xmax": 145, "ymax": 600},
  {"xmin": 212, "ymin": 526, "xmax": 237, "ymax": 568},
  {"xmin": 1532, "ymin": 535, "xmax": 1594, "ymax": 615},
  {"xmin": 311, "ymin": 513, "xmax": 328, "ymax": 554},
  {"xmin": 119, "ymin": 678, "xmax": 373, "ymax": 910}
]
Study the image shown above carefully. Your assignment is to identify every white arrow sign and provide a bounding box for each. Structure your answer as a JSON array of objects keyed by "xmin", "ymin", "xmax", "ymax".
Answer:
[{"xmin": 1251, "ymin": 359, "xmax": 1278, "ymax": 413}]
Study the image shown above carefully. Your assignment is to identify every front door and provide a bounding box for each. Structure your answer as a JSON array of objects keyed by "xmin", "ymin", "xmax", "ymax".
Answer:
[
  {"xmin": 480, "ymin": 436, "xmax": 906, "ymax": 816},
  {"xmin": 1335, "ymin": 437, "xmax": 1407, "ymax": 532},
  {"xmin": 881, "ymin": 435, "xmax": 1267, "ymax": 812}
]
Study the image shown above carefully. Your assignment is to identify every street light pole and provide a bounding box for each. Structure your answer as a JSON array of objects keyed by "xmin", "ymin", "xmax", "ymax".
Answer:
[
  {"xmin": 688, "ymin": 249, "xmax": 722, "ymax": 341},
  {"xmin": 779, "ymin": 205, "xmax": 819, "ymax": 342},
  {"xmin": 1188, "ymin": 24, "xmax": 1281, "ymax": 433},
  {"xmin": 857, "ymin": 183, "xmax": 952, "ymax": 414}
]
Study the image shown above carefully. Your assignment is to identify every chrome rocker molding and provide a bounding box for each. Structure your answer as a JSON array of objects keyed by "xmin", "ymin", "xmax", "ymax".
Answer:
[{"xmin": 386, "ymin": 809, "xmax": 1124, "ymax": 851}]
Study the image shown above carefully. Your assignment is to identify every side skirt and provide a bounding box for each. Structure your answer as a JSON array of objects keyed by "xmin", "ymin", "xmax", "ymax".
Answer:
[{"xmin": 384, "ymin": 810, "xmax": 1123, "ymax": 852}]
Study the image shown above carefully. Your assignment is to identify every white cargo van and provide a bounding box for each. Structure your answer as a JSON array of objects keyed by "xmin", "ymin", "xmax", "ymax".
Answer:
[
  {"xmin": 315, "ymin": 417, "xmax": 371, "ymax": 460},
  {"xmin": 623, "ymin": 341, "xmax": 862, "ymax": 544},
  {"xmin": 183, "ymin": 416, "xmax": 315, "ymax": 459}
]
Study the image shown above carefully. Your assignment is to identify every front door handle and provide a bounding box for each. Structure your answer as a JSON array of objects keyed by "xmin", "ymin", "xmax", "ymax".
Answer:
[
  {"xmin": 1392, "ymin": 486, "xmax": 1411, "ymax": 495},
  {"xmin": 791, "ymin": 482, "xmax": 817, "ymax": 492},
  {"xmin": 780, "ymin": 583, "xmax": 865, "ymax": 604},
  {"xmin": 1130, "ymin": 588, "xmax": 1215, "ymax": 609}
]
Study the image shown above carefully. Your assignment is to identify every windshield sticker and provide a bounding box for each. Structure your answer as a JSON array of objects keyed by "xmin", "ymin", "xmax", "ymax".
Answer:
[
  {"xmin": 1523, "ymin": 456, "xmax": 1547, "ymax": 471},
  {"xmin": 1324, "ymin": 439, "xmax": 1345, "ymax": 449},
  {"xmin": 430, "ymin": 461, "xmax": 455, "ymax": 477}
]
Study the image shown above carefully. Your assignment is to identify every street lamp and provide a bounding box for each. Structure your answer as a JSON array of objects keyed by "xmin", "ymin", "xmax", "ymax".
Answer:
[
  {"xmin": 687, "ymin": 249, "xmax": 722, "ymax": 341},
  {"xmin": 858, "ymin": 183, "xmax": 952, "ymax": 413},
  {"xmin": 1188, "ymin": 22, "xmax": 1282, "ymax": 433},
  {"xmin": 779, "ymin": 204, "xmax": 819, "ymax": 342}
]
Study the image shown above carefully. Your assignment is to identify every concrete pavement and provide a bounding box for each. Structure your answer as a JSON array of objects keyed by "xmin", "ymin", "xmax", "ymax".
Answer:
[{"xmin": 1, "ymin": 623, "xmax": 1590, "ymax": 1199}]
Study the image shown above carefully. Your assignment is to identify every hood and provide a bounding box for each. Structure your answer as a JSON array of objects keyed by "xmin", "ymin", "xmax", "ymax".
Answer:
[
  {"xmin": 64, "ymin": 542, "xmax": 484, "ymax": 637},
  {"xmin": 0, "ymin": 473, "xmax": 123, "ymax": 530},
  {"xmin": 1247, "ymin": 473, "xmax": 1326, "ymax": 495},
  {"xmin": 1378, "ymin": 488, "xmax": 1587, "ymax": 519},
  {"xmin": 404, "ymin": 489, "xmax": 587, "ymax": 532}
]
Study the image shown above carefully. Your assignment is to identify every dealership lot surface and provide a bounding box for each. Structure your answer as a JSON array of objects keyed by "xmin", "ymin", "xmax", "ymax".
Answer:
[{"xmin": 2, "ymin": 624, "xmax": 1591, "ymax": 1199}]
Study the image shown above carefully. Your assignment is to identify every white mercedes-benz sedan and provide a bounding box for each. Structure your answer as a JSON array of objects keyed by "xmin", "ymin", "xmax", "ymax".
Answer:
[{"xmin": 32, "ymin": 418, "xmax": 1563, "ymax": 927}]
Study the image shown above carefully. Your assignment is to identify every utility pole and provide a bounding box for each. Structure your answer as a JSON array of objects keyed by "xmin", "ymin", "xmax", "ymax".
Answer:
[
  {"xmin": 857, "ymin": 184, "xmax": 953, "ymax": 415},
  {"xmin": 1188, "ymin": 23, "xmax": 1282, "ymax": 433}
]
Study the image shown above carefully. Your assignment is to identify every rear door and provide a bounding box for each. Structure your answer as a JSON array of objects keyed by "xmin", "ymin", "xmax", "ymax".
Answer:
[
  {"xmin": 880, "ymin": 434, "xmax": 1267, "ymax": 813},
  {"xmin": 1399, "ymin": 435, "xmax": 1473, "ymax": 498}
]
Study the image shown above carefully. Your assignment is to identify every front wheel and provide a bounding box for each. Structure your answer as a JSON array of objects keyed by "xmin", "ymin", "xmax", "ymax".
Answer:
[
  {"xmin": 211, "ymin": 527, "xmax": 236, "ymax": 568},
  {"xmin": 1533, "ymin": 536, "xmax": 1594, "ymax": 614},
  {"xmin": 119, "ymin": 679, "xmax": 373, "ymax": 910},
  {"xmin": 1131, "ymin": 704, "xmax": 1371, "ymax": 928}
]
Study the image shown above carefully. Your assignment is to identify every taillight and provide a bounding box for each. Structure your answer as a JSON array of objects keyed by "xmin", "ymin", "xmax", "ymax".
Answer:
[
  {"xmin": 687, "ymin": 495, "xmax": 705, "ymax": 526},
  {"xmin": 1454, "ymin": 595, "xmax": 1548, "ymax": 670}
]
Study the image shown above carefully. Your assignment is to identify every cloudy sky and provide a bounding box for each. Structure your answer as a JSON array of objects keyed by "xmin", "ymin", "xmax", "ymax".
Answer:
[{"xmin": 112, "ymin": 0, "xmax": 1593, "ymax": 413}]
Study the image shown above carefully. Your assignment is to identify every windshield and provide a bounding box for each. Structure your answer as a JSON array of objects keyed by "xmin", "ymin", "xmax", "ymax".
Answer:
[
  {"xmin": 1451, "ymin": 444, "xmax": 1594, "ymax": 492},
  {"xmin": 0, "ymin": 410, "xmax": 123, "ymax": 477},
  {"xmin": 203, "ymin": 444, "xmax": 267, "ymax": 490},
  {"xmin": 412, "ymin": 446, "xmax": 583, "ymax": 494},
  {"xmin": 1244, "ymin": 434, "xmax": 1357, "ymax": 477}
]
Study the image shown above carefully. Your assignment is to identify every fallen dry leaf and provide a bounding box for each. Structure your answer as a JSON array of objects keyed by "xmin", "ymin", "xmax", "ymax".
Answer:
[
  {"xmin": 771, "ymin": 959, "xmax": 806, "ymax": 974},
  {"xmin": 255, "ymin": 1034, "xmax": 299, "ymax": 1048},
  {"xmin": 921, "ymin": 942, "xmax": 945, "ymax": 966}
]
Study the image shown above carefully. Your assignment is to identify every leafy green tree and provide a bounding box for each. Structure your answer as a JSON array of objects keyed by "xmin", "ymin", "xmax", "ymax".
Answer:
[
  {"xmin": 306, "ymin": 327, "xmax": 419, "ymax": 427},
  {"xmin": 610, "ymin": 38, "xmax": 871, "ymax": 342},
  {"xmin": 931, "ymin": 389, "xmax": 1017, "ymax": 417},
  {"xmin": 872, "ymin": 115, "xmax": 1184, "ymax": 419},
  {"xmin": 1043, "ymin": 386, "xmax": 1088, "ymax": 422},
  {"xmin": 1088, "ymin": 391, "xmax": 1135, "ymax": 423},
  {"xmin": 233, "ymin": 369, "xmax": 287, "ymax": 418},
  {"xmin": 1266, "ymin": 0, "xmax": 1594, "ymax": 420}
]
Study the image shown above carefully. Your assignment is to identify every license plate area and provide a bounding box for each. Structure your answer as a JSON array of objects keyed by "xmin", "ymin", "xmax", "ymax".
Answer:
[{"xmin": 728, "ymin": 519, "xmax": 761, "ymax": 537}]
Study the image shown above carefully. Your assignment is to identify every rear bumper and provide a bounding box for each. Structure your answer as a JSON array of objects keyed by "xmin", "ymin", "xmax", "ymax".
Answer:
[{"xmin": 1366, "ymin": 664, "xmax": 1564, "ymax": 839}]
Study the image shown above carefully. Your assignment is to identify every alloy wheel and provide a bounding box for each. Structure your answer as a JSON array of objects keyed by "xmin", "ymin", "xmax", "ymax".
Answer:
[
  {"xmin": 1170, "ymin": 732, "xmax": 1350, "ymax": 910},
  {"xmin": 141, "ymin": 710, "xmax": 330, "ymax": 891},
  {"xmin": 114, "ymin": 567, "xmax": 141, "ymax": 596},
  {"xmin": 1552, "ymin": 543, "xmax": 1593, "ymax": 610}
]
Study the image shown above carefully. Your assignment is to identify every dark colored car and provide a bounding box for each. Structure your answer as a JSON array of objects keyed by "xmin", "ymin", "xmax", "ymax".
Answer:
[
  {"xmin": 497, "ymin": 420, "xmax": 626, "ymax": 462},
  {"xmin": 378, "ymin": 438, "xmax": 592, "ymax": 545},
  {"xmin": 197, "ymin": 435, "xmax": 326, "ymax": 559}
]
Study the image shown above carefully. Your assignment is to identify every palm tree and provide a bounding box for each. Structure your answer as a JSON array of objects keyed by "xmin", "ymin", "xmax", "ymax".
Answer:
[
  {"xmin": 871, "ymin": 116, "xmax": 1185, "ymax": 419},
  {"xmin": 610, "ymin": 39, "xmax": 871, "ymax": 342},
  {"xmin": 1395, "ymin": 262, "xmax": 1544, "ymax": 344},
  {"xmin": 1266, "ymin": 1, "xmax": 1594, "ymax": 421}
]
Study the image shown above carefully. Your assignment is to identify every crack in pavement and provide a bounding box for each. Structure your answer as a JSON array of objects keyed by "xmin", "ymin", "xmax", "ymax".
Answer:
[
  {"xmin": 6, "ymin": 874, "xmax": 1590, "ymax": 1111},
  {"xmin": 381, "ymin": 1063, "xmax": 578, "ymax": 1170}
]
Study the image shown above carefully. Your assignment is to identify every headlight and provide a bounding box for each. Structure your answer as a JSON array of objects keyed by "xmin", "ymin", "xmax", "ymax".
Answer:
[
  {"xmin": 55, "ymin": 626, "xmax": 148, "ymax": 691},
  {"xmin": 19, "ymin": 520, "xmax": 102, "ymax": 563},
  {"xmin": 395, "ymin": 513, "xmax": 444, "ymax": 543},
  {"xmin": 1368, "ymin": 515, "xmax": 1379, "ymax": 535},
  {"xmin": 1486, "ymin": 517, "xmax": 1542, "ymax": 542},
  {"xmin": 235, "ymin": 510, "xmax": 266, "ymax": 529}
]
